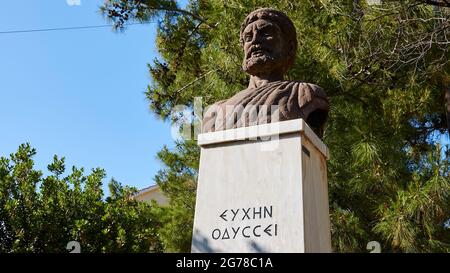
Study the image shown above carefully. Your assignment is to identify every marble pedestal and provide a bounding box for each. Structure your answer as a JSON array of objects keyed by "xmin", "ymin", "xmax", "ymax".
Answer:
[{"xmin": 191, "ymin": 119, "xmax": 331, "ymax": 253}]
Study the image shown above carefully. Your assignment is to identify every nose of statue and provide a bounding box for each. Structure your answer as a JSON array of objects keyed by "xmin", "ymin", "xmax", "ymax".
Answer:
[
  {"xmin": 246, "ymin": 36, "xmax": 266, "ymax": 57},
  {"xmin": 247, "ymin": 31, "xmax": 265, "ymax": 46},
  {"xmin": 254, "ymin": 32, "xmax": 266, "ymax": 45}
]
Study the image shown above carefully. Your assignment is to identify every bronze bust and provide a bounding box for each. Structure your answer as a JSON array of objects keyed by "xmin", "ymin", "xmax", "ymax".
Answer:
[{"xmin": 202, "ymin": 8, "xmax": 329, "ymax": 137}]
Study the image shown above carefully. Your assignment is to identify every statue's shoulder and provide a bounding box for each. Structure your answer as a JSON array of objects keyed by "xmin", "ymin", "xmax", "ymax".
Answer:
[
  {"xmin": 282, "ymin": 80, "xmax": 327, "ymax": 100},
  {"xmin": 204, "ymin": 99, "xmax": 226, "ymax": 113},
  {"xmin": 211, "ymin": 98, "xmax": 227, "ymax": 106}
]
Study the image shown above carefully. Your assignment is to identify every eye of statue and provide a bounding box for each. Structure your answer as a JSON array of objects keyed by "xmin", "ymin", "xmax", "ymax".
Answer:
[{"xmin": 244, "ymin": 33, "xmax": 252, "ymax": 42}]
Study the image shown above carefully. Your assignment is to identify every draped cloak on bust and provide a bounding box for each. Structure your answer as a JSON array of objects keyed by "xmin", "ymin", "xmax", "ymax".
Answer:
[{"xmin": 202, "ymin": 80, "xmax": 330, "ymax": 137}]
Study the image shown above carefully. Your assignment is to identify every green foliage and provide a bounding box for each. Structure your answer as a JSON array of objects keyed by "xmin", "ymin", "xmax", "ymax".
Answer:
[
  {"xmin": 0, "ymin": 144, "xmax": 163, "ymax": 253},
  {"xmin": 101, "ymin": 0, "xmax": 450, "ymax": 252},
  {"xmin": 152, "ymin": 140, "xmax": 198, "ymax": 252}
]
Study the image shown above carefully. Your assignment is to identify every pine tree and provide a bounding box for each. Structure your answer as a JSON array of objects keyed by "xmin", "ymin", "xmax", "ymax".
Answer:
[{"xmin": 101, "ymin": 0, "xmax": 450, "ymax": 252}]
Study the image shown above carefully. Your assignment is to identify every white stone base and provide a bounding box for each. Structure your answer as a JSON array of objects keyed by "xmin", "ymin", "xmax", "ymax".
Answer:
[{"xmin": 191, "ymin": 119, "xmax": 331, "ymax": 253}]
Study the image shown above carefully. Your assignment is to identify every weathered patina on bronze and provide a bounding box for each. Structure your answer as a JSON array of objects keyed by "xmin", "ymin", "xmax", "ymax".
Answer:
[{"xmin": 202, "ymin": 8, "xmax": 330, "ymax": 137}]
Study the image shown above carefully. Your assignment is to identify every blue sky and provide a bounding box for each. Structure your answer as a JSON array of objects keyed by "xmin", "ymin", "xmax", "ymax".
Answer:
[{"xmin": 0, "ymin": 0, "xmax": 176, "ymax": 192}]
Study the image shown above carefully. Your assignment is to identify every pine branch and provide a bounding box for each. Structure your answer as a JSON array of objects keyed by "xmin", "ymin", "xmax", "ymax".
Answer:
[
  {"xmin": 173, "ymin": 69, "xmax": 219, "ymax": 95},
  {"xmin": 419, "ymin": 0, "xmax": 450, "ymax": 8},
  {"xmin": 167, "ymin": 8, "xmax": 216, "ymax": 29}
]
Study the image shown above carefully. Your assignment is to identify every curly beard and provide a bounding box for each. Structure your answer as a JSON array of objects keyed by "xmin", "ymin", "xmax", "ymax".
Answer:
[{"xmin": 242, "ymin": 51, "xmax": 287, "ymax": 76}]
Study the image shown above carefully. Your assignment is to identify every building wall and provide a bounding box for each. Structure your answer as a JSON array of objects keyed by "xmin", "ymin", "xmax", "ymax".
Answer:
[{"xmin": 134, "ymin": 186, "xmax": 169, "ymax": 206}]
